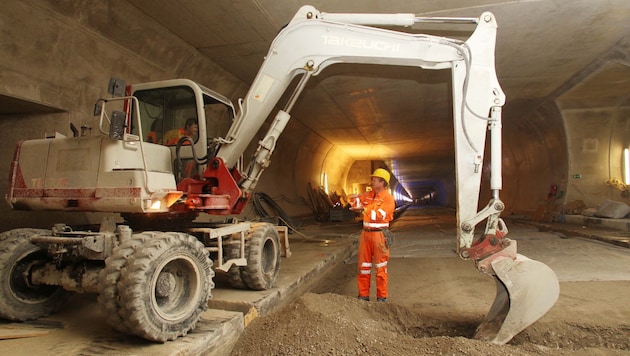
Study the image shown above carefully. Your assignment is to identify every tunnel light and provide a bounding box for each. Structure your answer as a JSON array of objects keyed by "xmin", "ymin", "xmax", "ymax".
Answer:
[
  {"xmin": 393, "ymin": 190, "xmax": 413, "ymax": 203},
  {"xmin": 624, "ymin": 148, "xmax": 630, "ymax": 185},
  {"xmin": 322, "ymin": 172, "xmax": 329, "ymax": 194}
]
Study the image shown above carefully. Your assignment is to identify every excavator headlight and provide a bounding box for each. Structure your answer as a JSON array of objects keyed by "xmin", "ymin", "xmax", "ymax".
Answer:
[
  {"xmin": 144, "ymin": 198, "xmax": 163, "ymax": 211},
  {"xmin": 144, "ymin": 192, "xmax": 184, "ymax": 211},
  {"xmin": 150, "ymin": 199, "xmax": 162, "ymax": 210}
]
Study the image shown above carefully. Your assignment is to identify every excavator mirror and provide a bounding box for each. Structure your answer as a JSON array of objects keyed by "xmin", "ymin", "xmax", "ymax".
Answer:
[
  {"xmin": 109, "ymin": 111, "xmax": 126, "ymax": 140},
  {"xmin": 93, "ymin": 101, "xmax": 102, "ymax": 116}
]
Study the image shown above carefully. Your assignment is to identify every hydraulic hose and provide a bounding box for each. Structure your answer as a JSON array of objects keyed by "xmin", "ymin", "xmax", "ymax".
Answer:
[
  {"xmin": 252, "ymin": 192, "xmax": 295, "ymax": 231},
  {"xmin": 173, "ymin": 136, "xmax": 209, "ymax": 181}
]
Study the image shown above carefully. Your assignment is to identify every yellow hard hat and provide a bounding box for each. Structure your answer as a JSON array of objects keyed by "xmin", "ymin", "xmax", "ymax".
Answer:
[{"xmin": 371, "ymin": 168, "xmax": 390, "ymax": 184}]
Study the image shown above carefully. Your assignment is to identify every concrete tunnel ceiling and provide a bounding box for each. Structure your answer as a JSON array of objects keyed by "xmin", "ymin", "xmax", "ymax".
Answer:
[{"xmin": 132, "ymin": 1, "xmax": 630, "ymax": 204}]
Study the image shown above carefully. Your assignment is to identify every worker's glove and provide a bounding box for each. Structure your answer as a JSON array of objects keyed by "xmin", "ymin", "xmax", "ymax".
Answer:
[
  {"xmin": 382, "ymin": 228, "xmax": 395, "ymax": 248},
  {"xmin": 348, "ymin": 194, "xmax": 363, "ymax": 211}
]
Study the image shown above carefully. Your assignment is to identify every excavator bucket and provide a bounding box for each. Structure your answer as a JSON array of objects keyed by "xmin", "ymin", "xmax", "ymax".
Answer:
[{"xmin": 474, "ymin": 253, "xmax": 560, "ymax": 344}]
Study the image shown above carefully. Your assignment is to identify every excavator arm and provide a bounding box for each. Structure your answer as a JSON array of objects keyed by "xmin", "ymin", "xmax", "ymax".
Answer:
[
  {"xmin": 216, "ymin": 6, "xmax": 501, "ymax": 195},
  {"xmin": 190, "ymin": 6, "xmax": 559, "ymax": 344},
  {"xmin": 210, "ymin": 6, "xmax": 503, "ymax": 221},
  {"xmin": 213, "ymin": 6, "xmax": 508, "ymax": 259}
]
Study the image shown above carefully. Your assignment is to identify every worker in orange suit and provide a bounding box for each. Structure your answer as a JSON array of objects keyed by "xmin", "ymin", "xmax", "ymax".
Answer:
[
  {"xmin": 349, "ymin": 168, "xmax": 395, "ymax": 302},
  {"xmin": 165, "ymin": 118, "xmax": 198, "ymax": 145}
]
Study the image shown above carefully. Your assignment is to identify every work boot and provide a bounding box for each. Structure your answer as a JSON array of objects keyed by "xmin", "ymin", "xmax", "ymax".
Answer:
[
  {"xmin": 376, "ymin": 298, "xmax": 387, "ymax": 302},
  {"xmin": 358, "ymin": 296, "xmax": 369, "ymax": 302}
]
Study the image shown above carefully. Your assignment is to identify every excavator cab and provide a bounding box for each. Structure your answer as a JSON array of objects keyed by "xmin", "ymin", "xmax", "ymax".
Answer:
[{"xmin": 129, "ymin": 79, "xmax": 236, "ymax": 182}]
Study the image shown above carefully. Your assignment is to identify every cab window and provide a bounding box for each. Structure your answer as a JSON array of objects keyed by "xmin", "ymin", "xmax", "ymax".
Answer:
[{"xmin": 131, "ymin": 86, "xmax": 198, "ymax": 146}]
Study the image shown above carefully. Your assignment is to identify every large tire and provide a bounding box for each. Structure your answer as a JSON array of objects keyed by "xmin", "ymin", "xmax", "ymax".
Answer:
[
  {"xmin": 241, "ymin": 223, "xmax": 281, "ymax": 291},
  {"xmin": 117, "ymin": 232, "xmax": 214, "ymax": 342},
  {"xmin": 97, "ymin": 232, "xmax": 156, "ymax": 333},
  {"xmin": 0, "ymin": 229, "xmax": 69, "ymax": 321},
  {"xmin": 224, "ymin": 236, "xmax": 247, "ymax": 289}
]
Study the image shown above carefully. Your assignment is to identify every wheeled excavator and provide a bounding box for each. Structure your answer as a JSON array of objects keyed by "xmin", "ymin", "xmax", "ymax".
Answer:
[{"xmin": 2, "ymin": 5, "xmax": 559, "ymax": 344}]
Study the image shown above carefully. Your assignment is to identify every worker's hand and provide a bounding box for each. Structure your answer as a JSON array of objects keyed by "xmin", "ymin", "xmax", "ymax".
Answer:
[{"xmin": 347, "ymin": 195, "xmax": 362, "ymax": 210}]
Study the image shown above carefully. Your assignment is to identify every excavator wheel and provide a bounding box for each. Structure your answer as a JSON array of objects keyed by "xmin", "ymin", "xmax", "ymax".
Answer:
[
  {"xmin": 224, "ymin": 237, "xmax": 247, "ymax": 289},
  {"xmin": 241, "ymin": 223, "xmax": 281, "ymax": 291},
  {"xmin": 117, "ymin": 232, "xmax": 214, "ymax": 342},
  {"xmin": 97, "ymin": 232, "xmax": 156, "ymax": 333},
  {"xmin": 0, "ymin": 229, "xmax": 70, "ymax": 321},
  {"xmin": 474, "ymin": 253, "xmax": 560, "ymax": 344}
]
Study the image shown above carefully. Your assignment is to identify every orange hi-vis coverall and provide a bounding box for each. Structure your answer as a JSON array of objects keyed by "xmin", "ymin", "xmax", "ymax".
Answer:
[{"xmin": 354, "ymin": 190, "xmax": 395, "ymax": 299}]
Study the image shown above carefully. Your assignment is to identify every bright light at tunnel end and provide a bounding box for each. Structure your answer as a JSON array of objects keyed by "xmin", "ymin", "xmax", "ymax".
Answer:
[{"xmin": 394, "ymin": 190, "xmax": 413, "ymax": 203}]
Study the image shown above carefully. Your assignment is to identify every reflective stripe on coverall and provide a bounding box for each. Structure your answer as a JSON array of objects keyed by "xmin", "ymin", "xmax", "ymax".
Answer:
[{"xmin": 357, "ymin": 190, "xmax": 395, "ymax": 299}]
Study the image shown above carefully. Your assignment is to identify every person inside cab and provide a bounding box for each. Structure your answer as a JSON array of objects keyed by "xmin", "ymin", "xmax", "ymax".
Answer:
[
  {"xmin": 165, "ymin": 117, "xmax": 198, "ymax": 145},
  {"xmin": 146, "ymin": 120, "xmax": 162, "ymax": 144},
  {"xmin": 183, "ymin": 117, "xmax": 198, "ymax": 140}
]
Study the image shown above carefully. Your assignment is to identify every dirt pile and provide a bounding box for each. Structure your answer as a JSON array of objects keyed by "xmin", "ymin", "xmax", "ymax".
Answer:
[{"xmin": 231, "ymin": 293, "xmax": 546, "ymax": 355}]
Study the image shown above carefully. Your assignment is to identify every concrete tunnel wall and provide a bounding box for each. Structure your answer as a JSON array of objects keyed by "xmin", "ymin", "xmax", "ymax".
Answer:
[
  {"xmin": 495, "ymin": 101, "xmax": 569, "ymax": 216},
  {"xmin": 563, "ymin": 105, "xmax": 630, "ymax": 207},
  {"xmin": 0, "ymin": 1, "xmax": 627, "ymax": 232}
]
